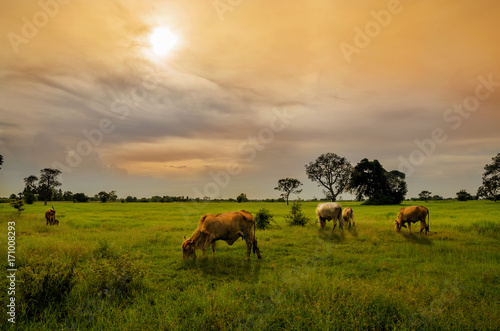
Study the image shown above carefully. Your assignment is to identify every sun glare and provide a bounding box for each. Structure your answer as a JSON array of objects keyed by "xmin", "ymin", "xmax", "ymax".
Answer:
[{"xmin": 149, "ymin": 27, "xmax": 178, "ymax": 56}]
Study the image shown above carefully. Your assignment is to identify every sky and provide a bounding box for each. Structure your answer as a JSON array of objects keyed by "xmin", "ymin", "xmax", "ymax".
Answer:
[{"xmin": 0, "ymin": 0, "xmax": 499, "ymax": 200}]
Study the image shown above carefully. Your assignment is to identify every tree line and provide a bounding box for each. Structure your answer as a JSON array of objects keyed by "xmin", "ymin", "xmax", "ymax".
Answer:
[
  {"xmin": 275, "ymin": 152, "xmax": 500, "ymax": 204},
  {"xmin": 0, "ymin": 152, "xmax": 498, "ymax": 204}
]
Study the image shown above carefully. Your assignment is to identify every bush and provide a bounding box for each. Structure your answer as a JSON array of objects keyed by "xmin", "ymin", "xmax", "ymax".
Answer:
[
  {"xmin": 17, "ymin": 257, "xmax": 79, "ymax": 318},
  {"xmin": 284, "ymin": 200, "xmax": 310, "ymax": 226},
  {"xmin": 255, "ymin": 208, "xmax": 275, "ymax": 230},
  {"xmin": 86, "ymin": 250, "xmax": 146, "ymax": 300},
  {"xmin": 10, "ymin": 199, "xmax": 24, "ymax": 212},
  {"xmin": 24, "ymin": 192, "xmax": 36, "ymax": 204}
]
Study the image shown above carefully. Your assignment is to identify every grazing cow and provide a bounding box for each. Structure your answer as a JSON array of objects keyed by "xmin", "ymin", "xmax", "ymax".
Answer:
[
  {"xmin": 182, "ymin": 210, "xmax": 262, "ymax": 261},
  {"xmin": 45, "ymin": 207, "xmax": 56, "ymax": 225},
  {"xmin": 316, "ymin": 202, "xmax": 343, "ymax": 231},
  {"xmin": 395, "ymin": 206, "xmax": 429, "ymax": 235},
  {"xmin": 342, "ymin": 207, "xmax": 354, "ymax": 227}
]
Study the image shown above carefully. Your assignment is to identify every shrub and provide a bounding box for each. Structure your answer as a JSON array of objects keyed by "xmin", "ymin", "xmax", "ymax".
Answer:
[
  {"xmin": 255, "ymin": 208, "xmax": 275, "ymax": 230},
  {"xmin": 85, "ymin": 251, "xmax": 146, "ymax": 300},
  {"xmin": 17, "ymin": 257, "xmax": 79, "ymax": 318},
  {"xmin": 10, "ymin": 199, "xmax": 24, "ymax": 212},
  {"xmin": 284, "ymin": 200, "xmax": 310, "ymax": 226},
  {"xmin": 24, "ymin": 192, "xmax": 36, "ymax": 204}
]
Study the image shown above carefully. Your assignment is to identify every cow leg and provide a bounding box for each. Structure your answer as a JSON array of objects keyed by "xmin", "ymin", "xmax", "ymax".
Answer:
[
  {"xmin": 408, "ymin": 222, "xmax": 412, "ymax": 234},
  {"xmin": 246, "ymin": 239, "xmax": 252, "ymax": 261},
  {"xmin": 253, "ymin": 238, "xmax": 262, "ymax": 259},
  {"xmin": 212, "ymin": 242, "xmax": 216, "ymax": 259},
  {"xmin": 319, "ymin": 217, "xmax": 326, "ymax": 229},
  {"xmin": 332, "ymin": 220, "xmax": 337, "ymax": 231}
]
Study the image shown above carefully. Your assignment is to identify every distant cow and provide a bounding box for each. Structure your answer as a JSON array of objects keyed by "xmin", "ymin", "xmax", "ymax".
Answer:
[
  {"xmin": 395, "ymin": 206, "xmax": 429, "ymax": 235},
  {"xmin": 316, "ymin": 202, "xmax": 343, "ymax": 231},
  {"xmin": 182, "ymin": 210, "xmax": 262, "ymax": 261},
  {"xmin": 342, "ymin": 207, "xmax": 354, "ymax": 227},
  {"xmin": 45, "ymin": 207, "xmax": 56, "ymax": 225}
]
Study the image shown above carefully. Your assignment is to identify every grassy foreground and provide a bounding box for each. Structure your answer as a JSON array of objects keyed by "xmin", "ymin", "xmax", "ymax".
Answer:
[{"xmin": 1, "ymin": 200, "xmax": 499, "ymax": 330}]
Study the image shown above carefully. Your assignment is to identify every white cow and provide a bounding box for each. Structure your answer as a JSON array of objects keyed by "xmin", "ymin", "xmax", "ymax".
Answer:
[{"xmin": 316, "ymin": 202, "xmax": 343, "ymax": 231}]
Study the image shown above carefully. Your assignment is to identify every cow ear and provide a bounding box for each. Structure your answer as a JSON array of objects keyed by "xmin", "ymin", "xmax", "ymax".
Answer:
[{"xmin": 184, "ymin": 236, "xmax": 187, "ymax": 240}]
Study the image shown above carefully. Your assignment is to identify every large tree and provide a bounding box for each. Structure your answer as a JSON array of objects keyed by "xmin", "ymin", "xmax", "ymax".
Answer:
[
  {"xmin": 23, "ymin": 175, "xmax": 39, "ymax": 193},
  {"xmin": 349, "ymin": 159, "xmax": 407, "ymax": 204},
  {"xmin": 305, "ymin": 153, "xmax": 352, "ymax": 202},
  {"xmin": 275, "ymin": 178, "xmax": 303, "ymax": 205},
  {"xmin": 38, "ymin": 168, "xmax": 62, "ymax": 205},
  {"xmin": 477, "ymin": 153, "xmax": 500, "ymax": 202}
]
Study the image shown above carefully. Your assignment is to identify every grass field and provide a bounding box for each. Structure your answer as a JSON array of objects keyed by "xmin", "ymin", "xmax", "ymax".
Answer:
[{"xmin": 1, "ymin": 200, "xmax": 499, "ymax": 330}]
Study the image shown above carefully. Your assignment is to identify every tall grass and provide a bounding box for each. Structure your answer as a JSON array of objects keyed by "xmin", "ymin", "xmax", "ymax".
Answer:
[{"xmin": 0, "ymin": 200, "xmax": 499, "ymax": 330}]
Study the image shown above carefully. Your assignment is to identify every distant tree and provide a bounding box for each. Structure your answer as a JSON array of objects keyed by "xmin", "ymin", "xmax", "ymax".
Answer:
[
  {"xmin": 97, "ymin": 191, "xmax": 110, "ymax": 203},
  {"xmin": 24, "ymin": 192, "xmax": 36, "ymax": 204},
  {"xmin": 38, "ymin": 168, "xmax": 62, "ymax": 205},
  {"xmin": 108, "ymin": 190, "xmax": 118, "ymax": 202},
  {"xmin": 9, "ymin": 194, "xmax": 17, "ymax": 200},
  {"xmin": 385, "ymin": 170, "xmax": 408, "ymax": 205},
  {"xmin": 349, "ymin": 159, "xmax": 407, "ymax": 204},
  {"xmin": 419, "ymin": 190, "xmax": 432, "ymax": 202},
  {"xmin": 125, "ymin": 196, "xmax": 137, "ymax": 203},
  {"xmin": 0, "ymin": 154, "xmax": 3, "ymax": 169},
  {"xmin": 62, "ymin": 191, "xmax": 74, "ymax": 201},
  {"xmin": 477, "ymin": 153, "xmax": 500, "ymax": 202},
  {"xmin": 305, "ymin": 153, "xmax": 352, "ymax": 202},
  {"xmin": 432, "ymin": 195, "xmax": 444, "ymax": 200},
  {"xmin": 73, "ymin": 193, "xmax": 89, "ymax": 202},
  {"xmin": 23, "ymin": 175, "xmax": 38, "ymax": 194},
  {"xmin": 237, "ymin": 193, "xmax": 248, "ymax": 203},
  {"xmin": 456, "ymin": 189, "xmax": 473, "ymax": 201},
  {"xmin": 274, "ymin": 178, "xmax": 303, "ymax": 205}
]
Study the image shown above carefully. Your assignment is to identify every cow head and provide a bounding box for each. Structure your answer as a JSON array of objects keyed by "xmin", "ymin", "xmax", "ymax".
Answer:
[
  {"xmin": 182, "ymin": 237, "xmax": 196, "ymax": 259},
  {"xmin": 394, "ymin": 220, "xmax": 401, "ymax": 232}
]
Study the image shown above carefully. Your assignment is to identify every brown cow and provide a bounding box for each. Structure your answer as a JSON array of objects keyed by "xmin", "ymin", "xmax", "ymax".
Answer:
[
  {"xmin": 182, "ymin": 210, "xmax": 262, "ymax": 261},
  {"xmin": 342, "ymin": 207, "xmax": 354, "ymax": 227},
  {"xmin": 45, "ymin": 207, "xmax": 56, "ymax": 225},
  {"xmin": 395, "ymin": 206, "xmax": 429, "ymax": 235}
]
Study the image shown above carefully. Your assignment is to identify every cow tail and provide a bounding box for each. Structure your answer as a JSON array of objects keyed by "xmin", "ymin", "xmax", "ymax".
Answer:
[
  {"xmin": 427, "ymin": 208, "xmax": 430, "ymax": 230},
  {"xmin": 252, "ymin": 216, "xmax": 257, "ymax": 255}
]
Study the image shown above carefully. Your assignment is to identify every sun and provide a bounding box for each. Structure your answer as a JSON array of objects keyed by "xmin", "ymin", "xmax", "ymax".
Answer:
[{"xmin": 149, "ymin": 27, "xmax": 179, "ymax": 56}]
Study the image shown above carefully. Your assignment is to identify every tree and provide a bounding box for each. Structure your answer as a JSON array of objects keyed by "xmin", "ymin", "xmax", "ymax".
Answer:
[
  {"xmin": 305, "ymin": 153, "xmax": 352, "ymax": 202},
  {"xmin": 73, "ymin": 193, "xmax": 89, "ymax": 202},
  {"xmin": 274, "ymin": 178, "xmax": 303, "ymax": 205},
  {"xmin": 108, "ymin": 190, "xmax": 118, "ymax": 202},
  {"xmin": 419, "ymin": 190, "xmax": 432, "ymax": 202},
  {"xmin": 349, "ymin": 159, "xmax": 407, "ymax": 204},
  {"xmin": 38, "ymin": 168, "xmax": 62, "ymax": 206},
  {"xmin": 456, "ymin": 189, "xmax": 473, "ymax": 201},
  {"xmin": 0, "ymin": 154, "xmax": 3, "ymax": 169},
  {"xmin": 477, "ymin": 153, "xmax": 500, "ymax": 202},
  {"xmin": 23, "ymin": 175, "xmax": 39, "ymax": 194},
  {"xmin": 237, "ymin": 193, "xmax": 248, "ymax": 203},
  {"xmin": 97, "ymin": 191, "xmax": 110, "ymax": 203}
]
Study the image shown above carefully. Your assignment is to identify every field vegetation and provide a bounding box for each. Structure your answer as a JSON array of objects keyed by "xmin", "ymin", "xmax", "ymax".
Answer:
[{"xmin": 1, "ymin": 200, "xmax": 499, "ymax": 330}]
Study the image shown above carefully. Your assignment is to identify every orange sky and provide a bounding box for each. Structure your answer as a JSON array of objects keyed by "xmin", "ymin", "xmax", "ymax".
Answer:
[{"xmin": 1, "ymin": 0, "xmax": 499, "ymax": 199}]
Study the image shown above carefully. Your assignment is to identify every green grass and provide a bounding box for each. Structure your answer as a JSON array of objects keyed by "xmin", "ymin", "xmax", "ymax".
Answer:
[{"xmin": 0, "ymin": 200, "xmax": 499, "ymax": 330}]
